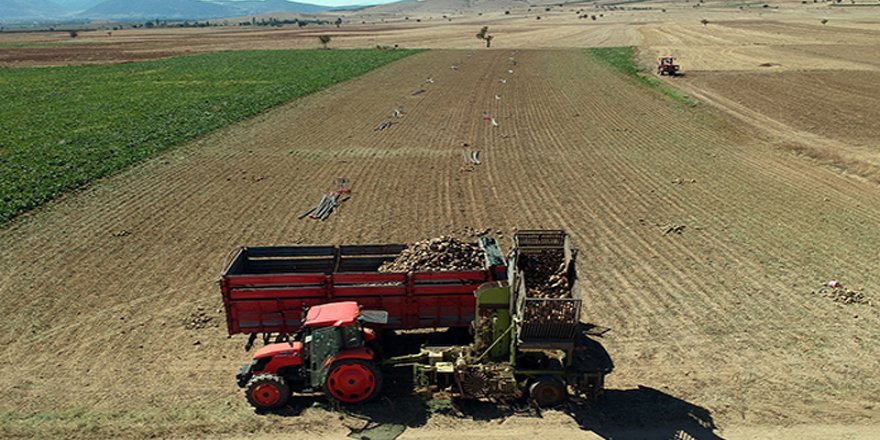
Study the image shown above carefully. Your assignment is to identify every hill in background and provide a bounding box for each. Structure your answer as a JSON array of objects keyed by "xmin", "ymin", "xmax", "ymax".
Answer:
[{"xmin": 0, "ymin": 0, "xmax": 340, "ymax": 22}]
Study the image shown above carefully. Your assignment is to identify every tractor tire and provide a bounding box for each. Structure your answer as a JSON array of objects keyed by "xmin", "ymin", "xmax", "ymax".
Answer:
[
  {"xmin": 323, "ymin": 359, "xmax": 382, "ymax": 405},
  {"xmin": 529, "ymin": 376, "xmax": 567, "ymax": 407},
  {"xmin": 245, "ymin": 373, "xmax": 290, "ymax": 412}
]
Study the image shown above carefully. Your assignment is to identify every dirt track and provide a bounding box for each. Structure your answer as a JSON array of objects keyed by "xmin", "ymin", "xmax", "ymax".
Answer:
[{"xmin": 1, "ymin": 48, "xmax": 879, "ymax": 438}]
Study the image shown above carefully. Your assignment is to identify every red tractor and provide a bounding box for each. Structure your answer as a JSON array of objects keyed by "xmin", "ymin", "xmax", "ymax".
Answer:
[
  {"xmin": 657, "ymin": 56, "xmax": 680, "ymax": 76},
  {"xmin": 236, "ymin": 301, "xmax": 385, "ymax": 411}
]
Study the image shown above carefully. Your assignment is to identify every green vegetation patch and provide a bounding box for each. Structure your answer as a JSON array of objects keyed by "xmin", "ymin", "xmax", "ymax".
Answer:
[
  {"xmin": 0, "ymin": 48, "xmax": 418, "ymax": 222},
  {"xmin": 0, "ymin": 41, "xmax": 63, "ymax": 49},
  {"xmin": 589, "ymin": 47, "xmax": 697, "ymax": 106}
]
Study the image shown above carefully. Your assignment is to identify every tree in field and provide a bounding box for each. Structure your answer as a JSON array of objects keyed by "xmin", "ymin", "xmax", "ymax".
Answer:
[
  {"xmin": 475, "ymin": 26, "xmax": 494, "ymax": 47},
  {"xmin": 700, "ymin": 18, "xmax": 709, "ymax": 26},
  {"xmin": 69, "ymin": 30, "xmax": 78, "ymax": 38},
  {"xmin": 821, "ymin": 19, "xmax": 828, "ymax": 25},
  {"xmin": 335, "ymin": 17, "xmax": 342, "ymax": 28},
  {"xmin": 319, "ymin": 35, "xmax": 332, "ymax": 49}
]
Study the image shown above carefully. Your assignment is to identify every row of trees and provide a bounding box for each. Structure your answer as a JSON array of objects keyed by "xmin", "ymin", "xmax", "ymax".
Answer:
[{"xmin": 238, "ymin": 17, "xmax": 339, "ymax": 28}]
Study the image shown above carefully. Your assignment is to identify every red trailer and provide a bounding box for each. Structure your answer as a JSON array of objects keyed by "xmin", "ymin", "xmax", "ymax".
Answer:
[{"xmin": 220, "ymin": 240, "xmax": 507, "ymax": 339}]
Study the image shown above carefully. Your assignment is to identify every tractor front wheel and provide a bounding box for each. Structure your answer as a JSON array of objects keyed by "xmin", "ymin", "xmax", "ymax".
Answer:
[
  {"xmin": 245, "ymin": 373, "xmax": 290, "ymax": 411},
  {"xmin": 529, "ymin": 376, "xmax": 567, "ymax": 407},
  {"xmin": 324, "ymin": 359, "xmax": 382, "ymax": 404}
]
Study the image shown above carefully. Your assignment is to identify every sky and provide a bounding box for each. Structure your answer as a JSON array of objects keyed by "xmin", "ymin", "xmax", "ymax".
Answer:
[
  {"xmin": 49, "ymin": 0, "xmax": 408, "ymax": 9},
  {"xmin": 298, "ymin": 0, "xmax": 403, "ymax": 6}
]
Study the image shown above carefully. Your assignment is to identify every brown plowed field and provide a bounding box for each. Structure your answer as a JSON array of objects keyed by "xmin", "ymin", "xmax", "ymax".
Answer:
[
  {"xmin": 0, "ymin": 21, "xmax": 641, "ymax": 67},
  {"xmin": 1, "ymin": 48, "xmax": 879, "ymax": 438},
  {"xmin": 639, "ymin": 21, "xmax": 880, "ymax": 72},
  {"xmin": 670, "ymin": 60, "xmax": 880, "ymax": 184},
  {"xmin": 638, "ymin": 12, "xmax": 880, "ymax": 189}
]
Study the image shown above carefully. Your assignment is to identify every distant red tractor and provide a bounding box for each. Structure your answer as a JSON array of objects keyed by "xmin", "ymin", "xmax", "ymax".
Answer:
[
  {"xmin": 657, "ymin": 56, "xmax": 680, "ymax": 76},
  {"xmin": 236, "ymin": 301, "xmax": 386, "ymax": 411}
]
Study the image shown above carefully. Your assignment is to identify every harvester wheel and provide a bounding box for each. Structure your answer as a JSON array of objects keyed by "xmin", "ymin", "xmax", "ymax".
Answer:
[
  {"xmin": 324, "ymin": 359, "xmax": 382, "ymax": 405},
  {"xmin": 245, "ymin": 373, "xmax": 290, "ymax": 411},
  {"xmin": 529, "ymin": 377, "xmax": 567, "ymax": 407}
]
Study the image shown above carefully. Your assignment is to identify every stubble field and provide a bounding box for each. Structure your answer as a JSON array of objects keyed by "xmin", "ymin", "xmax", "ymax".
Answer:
[{"xmin": 1, "ymin": 2, "xmax": 879, "ymax": 439}]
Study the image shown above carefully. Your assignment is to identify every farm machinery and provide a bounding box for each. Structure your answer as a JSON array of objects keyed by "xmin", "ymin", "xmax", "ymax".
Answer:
[
  {"xmin": 223, "ymin": 230, "xmax": 612, "ymax": 411},
  {"xmin": 657, "ymin": 56, "xmax": 680, "ymax": 76},
  {"xmin": 235, "ymin": 301, "xmax": 387, "ymax": 409}
]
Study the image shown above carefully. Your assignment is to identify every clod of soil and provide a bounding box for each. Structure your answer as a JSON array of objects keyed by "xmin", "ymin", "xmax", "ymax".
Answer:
[
  {"xmin": 664, "ymin": 224, "xmax": 686, "ymax": 235},
  {"xmin": 816, "ymin": 287, "xmax": 872, "ymax": 306},
  {"xmin": 184, "ymin": 308, "xmax": 218, "ymax": 330},
  {"xmin": 378, "ymin": 236, "xmax": 484, "ymax": 272}
]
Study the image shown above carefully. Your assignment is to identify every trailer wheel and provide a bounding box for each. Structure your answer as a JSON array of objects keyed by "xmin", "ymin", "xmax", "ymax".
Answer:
[
  {"xmin": 324, "ymin": 359, "xmax": 382, "ymax": 404},
  {"xmin": 245, "ymin": 373, "xmax": 290, "ymax": 411},
  {"xmin": 529, "ymin": 377, "xmax": 567, "ymax": 407}
]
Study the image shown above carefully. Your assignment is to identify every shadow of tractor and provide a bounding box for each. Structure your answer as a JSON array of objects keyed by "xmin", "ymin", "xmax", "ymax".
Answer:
[{"xmin": 277, "ymin": 385, "xmax": 722, "ymax": 440}]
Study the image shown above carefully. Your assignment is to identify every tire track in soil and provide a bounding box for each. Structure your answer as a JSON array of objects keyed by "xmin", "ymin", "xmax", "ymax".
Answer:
[
  {"xmin": 498, "ymin": 52, "xmax": 719, "ymax": 370},
  {"xmin": 524, "ymin": 53, "xmax": 736, "ymax": 326},
  {"xmin": 493, "ymin": 50, "xmax": 880, "ymax": 422},
  {"xmin": 520, "ymin": 52, "xmax": 746, "ymax": 367}
]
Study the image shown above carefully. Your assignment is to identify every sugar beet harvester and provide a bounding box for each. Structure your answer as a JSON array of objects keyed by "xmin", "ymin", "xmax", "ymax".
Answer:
[{"xmin": 223, "ymin": 230, "xmax": 612, "ymax": 411}]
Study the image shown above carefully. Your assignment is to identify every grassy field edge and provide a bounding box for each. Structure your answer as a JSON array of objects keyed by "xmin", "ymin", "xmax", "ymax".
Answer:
[{"xmin": 588, "ymin": 47, "xmax": 697, "ymax": 106}]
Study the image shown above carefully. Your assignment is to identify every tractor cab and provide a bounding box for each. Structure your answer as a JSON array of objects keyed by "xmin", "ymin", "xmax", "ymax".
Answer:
[
  {"xmin": 657, "ymin": 56, "xmax": 680, "ymax": 76},
  {"xmin": 236, "ymin": 302, "xmax": 386, "ymax": 410},
  {"xmin": 301, "ymin": 301, "xmax": 385, "ymax": 356}
]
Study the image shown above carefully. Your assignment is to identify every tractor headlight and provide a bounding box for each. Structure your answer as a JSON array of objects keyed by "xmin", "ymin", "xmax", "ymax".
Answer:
[
  {"xmin": 236, "ymin": 356, "xmax": 272, "ymax": 388},
  {"xmin": 236, "ymin": 363, "xmax": 253, "ymax": 388}
]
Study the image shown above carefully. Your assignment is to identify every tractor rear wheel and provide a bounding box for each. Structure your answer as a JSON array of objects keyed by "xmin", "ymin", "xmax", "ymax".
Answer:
[
  {"xmin": 245, "ymin": 373, "xmax": 290, "ymax": 411},
  {"xmin": 324, "ymin": 359, "xmax": 382, "ymax": 404},
  {"xmin": 529, "ymin": 377, "xmax": 567, "ymax": 407}
]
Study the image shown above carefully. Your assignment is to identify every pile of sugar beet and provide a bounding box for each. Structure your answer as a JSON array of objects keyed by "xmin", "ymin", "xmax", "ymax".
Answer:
[
  {"xmin": 378, "ymin": 236, "xmax": 577, "ymax": 323},
  {"xmin": 378, "ymin": 236, "xmax": 484, "ymax": 272},
  {"xmin": 519, "ymin": 249, "xmax": 578, "ymax": 323}
]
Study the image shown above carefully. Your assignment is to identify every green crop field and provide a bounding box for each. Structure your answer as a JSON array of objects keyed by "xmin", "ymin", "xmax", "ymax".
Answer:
[{"xmin": 0, "ymin": 49, "xmax": 418, "ymax": 223}]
